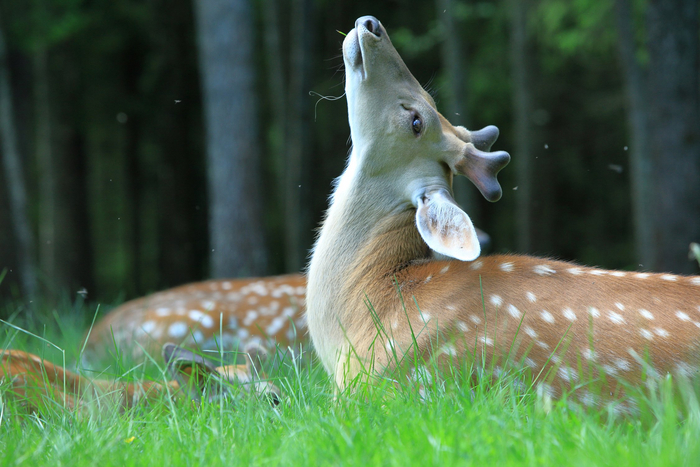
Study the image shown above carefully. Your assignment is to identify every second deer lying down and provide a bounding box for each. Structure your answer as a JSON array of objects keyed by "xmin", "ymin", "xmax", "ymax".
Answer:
[
  {"xmin": 0, "ymin": 344, "xmax": 280, "ymax": 415},
  {"xmin": 81, "ymin": 230, "xmax": 491, "ymax": 365},
  {"xmin": 306, "ymin": 16, "xmax": 700, "ymax": 410}
]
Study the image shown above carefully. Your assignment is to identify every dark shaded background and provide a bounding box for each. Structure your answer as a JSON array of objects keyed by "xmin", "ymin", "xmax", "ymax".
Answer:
[{"xmin": 0, "ymin": 0, "xmax": 698, "ymax": 313}]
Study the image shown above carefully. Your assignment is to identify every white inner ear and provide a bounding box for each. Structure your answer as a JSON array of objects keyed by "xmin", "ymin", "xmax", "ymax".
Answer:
[{"xmin": 415, "ymin": 189, "xmax": 480, "ymax": 261}]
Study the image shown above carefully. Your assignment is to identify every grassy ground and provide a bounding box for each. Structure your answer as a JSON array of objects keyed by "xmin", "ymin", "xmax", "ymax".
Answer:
[{"xmin": 2, "ymin": 302, "xmax": 700, "ymax": 466}]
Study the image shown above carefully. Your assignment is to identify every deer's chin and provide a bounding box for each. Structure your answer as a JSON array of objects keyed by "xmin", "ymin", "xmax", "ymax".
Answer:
[{"xmin": 343, "ymin": 29, "xmax": 365, "ymax": 81}]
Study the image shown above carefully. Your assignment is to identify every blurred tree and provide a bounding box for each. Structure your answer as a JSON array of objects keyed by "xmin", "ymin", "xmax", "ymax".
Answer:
[
  {"xmin": 435, "ymin": 0, "xmax": 480, "ymax": 224},
  {"xmin": 509, "ymin": 0, "xmax": 535, "ymax": 252},
  {"xmin": 646, "ymin": 0, "xmax": 700, "ymax": 274},
  {"xmin": 285, "ymin": 0, "xmax": 315, "ymax": 272},
  {"xmin": 614, "ymin": 0, "xmax": 652, "ymax": 268},
  {"xmin": 0, "ymin": 17, "xmax": 37, "ymax": 299},
  {"xmin": 194, "ymin": 0, "xmax": 267, "ymax": 277}
]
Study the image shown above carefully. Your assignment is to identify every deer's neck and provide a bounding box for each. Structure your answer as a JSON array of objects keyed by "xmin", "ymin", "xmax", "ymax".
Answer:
[{"xmin": 306, "ymin": 159, "xmax": 429, "ymax": 374}]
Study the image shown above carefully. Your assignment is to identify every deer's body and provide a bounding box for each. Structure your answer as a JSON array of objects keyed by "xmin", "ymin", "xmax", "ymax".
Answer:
[
  {"xmin": 83, "ymin": 274, "xmax": 307, "ymax": 365},
  {"xmin": 1, "ymin": 345, "xmax": 279, "ymax": 415},
  {"xmin": 306, "ymin": 16, "xmax": 700, "ymax": 407},
  {"xmin": 1, "ymin": 349, "xmax": 170, "ymax": 413}
]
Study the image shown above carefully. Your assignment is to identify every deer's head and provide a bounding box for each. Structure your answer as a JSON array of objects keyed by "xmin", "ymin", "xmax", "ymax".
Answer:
[{"xmin": 342, "ymin": 16, "xmax": 509, "ymax": 261}]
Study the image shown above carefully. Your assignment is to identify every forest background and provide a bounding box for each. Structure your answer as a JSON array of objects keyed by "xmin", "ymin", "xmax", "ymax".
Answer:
[{"xmin": 0, "ymin": 0, "xmax": 698, "ymax": 313}]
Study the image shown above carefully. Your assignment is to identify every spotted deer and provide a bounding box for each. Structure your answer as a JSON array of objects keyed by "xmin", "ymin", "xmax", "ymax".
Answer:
[
  {"xmin": 305, "ymin": 16, "xmax": 700, "ymax": 410},
  {"xmin": 83, "ymin": 274, "xmax": 308, "ymax": 365},
  {"xmin": 1, "ymin": 343, "xmax": 280, "ymax": 415},
  {"xmin": 83, "ymin": 227, "xmax": 491, "ymax": 365}
]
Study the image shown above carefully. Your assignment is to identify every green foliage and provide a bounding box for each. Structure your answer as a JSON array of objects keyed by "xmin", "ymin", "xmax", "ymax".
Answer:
[{"xmin": 2, "ymin": 314, "xmax": 700, "ymax": 465}]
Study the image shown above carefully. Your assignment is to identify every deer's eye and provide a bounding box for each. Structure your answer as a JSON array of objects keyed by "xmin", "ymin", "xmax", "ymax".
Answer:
[{"xmin": 412, "ymin": 115, "xmax": 423, "ymax": 135}]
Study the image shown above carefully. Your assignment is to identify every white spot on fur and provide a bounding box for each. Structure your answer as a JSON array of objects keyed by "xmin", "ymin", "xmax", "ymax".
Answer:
[
  {"xmin": 610, "ymin": 271, "xmax": 626, "ymax": 277},
  {"xmin": 524, "ymin": 326, "xmax": 538, "ymax": 339},
  {"xmin": 237, "ymin": 328, "xmax": 249, "ymax": 340},
  {"xmin": 424, "ymin": 275, "xmax": 432, "ymax": 283},
  {"xmin": 385, "ymin": 339, "xmax": 395, "ymax": 352},
  {"xmin": 537, "ymin": 382, "xmax": 555, "ymax": 397},
  {"xmin": 392, "ymin": 320, "xmax": 398, "ymax": 330},
  {"xmin": 490, "ymin": 295, "xmax": 503, "ymax": 307},
  {"xmin": 691, "ymin": 278, "xmax": 700, "ymax": 285},
  {"xmin": 155, "ymin": 307, "xmax": 171, "ymax": 317},
  {"xmin": 582, "ymin": 348, "xmax": 596, "ymax": 361},
  {"xmin": 533, "ymin": 265, "xmax": 556, "ymax": 276},
  {"xmin": 562, "ymin": 308, "xmax": 576, "ymax": 321},
  {"xmin": 456, "ymin": 321, "xmax": 469, "ymax": 332},
  {"xmin": 614, "ymin": 359, "xmax": 631, "ymax": 372},
  {"xmin": 469, "ymin": 315, "xmax": 482, "ymax": 325},
  {"xmin": 247, "ymin": 296, "xmax": 258, "ymax": 305},
  {"xmin": 661, "ymin": 274, "xmax": 677, "ymax": 282},
  {"xmin": 500, "ymin": 262, "xmax": 514, "ymax": 272},
  {"xmin": 640, "ymin": 329, "xmax": 654, "ymax": 340},
  {"xmin": 525, "ymin": 357, "xmax": 537, "ymax": 368},
  {"xmin": 608, "ymin": 311, "xmax": 625, "ymax": 324},
  {"xmin": 635, "ymin": 273, "xmax": 650, "ymax": 279},
  {"xmin": 615, "ymin": 302, "xmax": 625, "ymax": 311},
  {"xmin": 639, "ymin": 309, "xmax": 654, "ymax": 320},
  {"xmin": 168, "ymin": 322, "xmax": 188, "ymax": 339},
  {"xmin": 558, "ymin": 366, "xmax": 578, "ymax": 382},
  {"xmin": 200, "ymin": 300, "xmax": 215, "ymax": 310},
  {"xmin": 140, "ymin": 320, "xmax": 156, "ymax": 334},
  {"xmin": 440, "ymin": 265, "xmax": 450, "ymax": 274},
  {"xmin": 676, "ymin": 311, "xmax": 690, "ymax": 321},
  {"xmin": 420, "ymin": 311, "xmax": 431, "ymax": 323},
  {"xmin": 588, "ymin": 307, "xmax": 600, "ymax": 318},
  {"xmin": 675, "ymin": 362, "xmax": 696, "ymax": 378},
  {"xmin": 602, "ymin": 364, "xmax": 618, "ymax": 376},
  {"xmin": 567, "ymin": 267, "xmax": 582, "ymax": 275},
  {"xmin": 266, "ymin": 316, "xmax": 286, "ymax": 336},
  {"xmin": 440, "ymin": 344, "xmax": 457, "ymax": 356},
  {"xmin": 540, "ymin": 310, "xmax": 555, "ymax": 324},
  {"xmin": 188, "ymin": 310, "xmax": 215, "ymax": 328},
  {"xmin": 507, "ymin": 304, "xmax": 521, "ymax": 319},
  {"xmin": 654, "ymin": 327, "xmax": 669, "ymax": 338},
  {"xmin": 526, "ymin": 292, "xmax": 537, "ymax": 303},
  {"xmin": 536, "ymin": 341, "xmax": 550, "ymax": 350},
  {"xmin": 579, "ymin": 391, "xmax": 598, "ymax": 407},
  {"xmin": 243, "ymin": 310, "xmax": 258, "ymax": 326},
  {"xmin": 470, "ymin": 261, "xmax": 483, "ymax": 270},
  {"xmin": 479, "ymin": 336, "xmax": 494, "ymax": 347},
  {"xmin": 589, "ymin": 269, "xmax": 605, "ymax": 276},
  {"xmin": 222, "ymin": 281, "xmax": 233, "ymax": 290}
]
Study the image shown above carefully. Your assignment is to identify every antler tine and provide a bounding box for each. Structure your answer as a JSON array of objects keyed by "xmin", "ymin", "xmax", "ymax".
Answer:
[
  {"xmin": 470, "ymin": 125, "xmax": 500, "ymax": 152},
  {"xmin": 453, "ymin": 132, "xmax": 510, "ymax": 202}
]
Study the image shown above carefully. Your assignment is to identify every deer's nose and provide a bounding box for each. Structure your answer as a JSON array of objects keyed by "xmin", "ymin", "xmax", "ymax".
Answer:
[{"xmin": 356, "ymin": 16, "xmax": 380, "ymax": 37}]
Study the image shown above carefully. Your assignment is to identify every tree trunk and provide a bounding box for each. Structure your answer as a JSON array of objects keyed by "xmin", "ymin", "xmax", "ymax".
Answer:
[
  {"xmin": 262, "ymin": 0, "xmax": 288, "ymax": 272},
  {"xmin": 194, "ymin": 0, "xmax": 267, "ymax": 278},
  {"xmin": 646, "ymin": 0, "xmax": 700, "ymax": 274},
  {"xmin": 436, "ymin": 0, "xmax": 480, "ymax": 224},
  {"xmin": 34, "ymin": 47, "xmax": 57, "ymax": 293},
  {"xmin": 0, "ymin": 23, "xmax": 37, "ymax": 298},
  {"xmin": 509, "ymin": 0, "xmax": 534, "ymax": 253},
  {"xmin": 614, "ymin": 0, "xmax": 653, "ymax": 269},
  {"xmin": 284, "ymin": 0, "xmax": 314, "ymax": 272}
]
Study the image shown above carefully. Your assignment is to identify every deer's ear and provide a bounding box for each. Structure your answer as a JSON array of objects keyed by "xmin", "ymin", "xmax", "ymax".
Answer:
[
  {"xmin": 415, "ymin": 188, "xmax": 480, "ymax": 261},
  {"xmin": 162, "ymin": 343, "xmax": 223, "ymax": 403}
]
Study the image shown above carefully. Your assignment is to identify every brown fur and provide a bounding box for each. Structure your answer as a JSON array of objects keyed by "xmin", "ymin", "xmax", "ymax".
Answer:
[{"xmin": 306, "ymin": 17, "xmax": 700, "ymax": 411}]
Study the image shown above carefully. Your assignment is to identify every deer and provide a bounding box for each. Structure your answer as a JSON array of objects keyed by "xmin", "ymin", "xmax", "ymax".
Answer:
[
  {"xmin": 82, "ymin": 228, "xmax": 491, "ymax": 365},
  {"xmin": 305, "ymin": 16, "xmax": 700, "ymax": 412},
  {"xmin": 0, "ymin": 343, "xmax": 280, "ymax": 416},
  {"xmin": 82, "ymin": 274, "xmax": 308, "ymax": 366}
]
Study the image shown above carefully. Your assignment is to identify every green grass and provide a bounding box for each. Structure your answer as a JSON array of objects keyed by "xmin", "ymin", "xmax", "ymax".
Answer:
[{"xmin": 2, "ymin": 307, "xmax": 700, "ymax": 466}]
